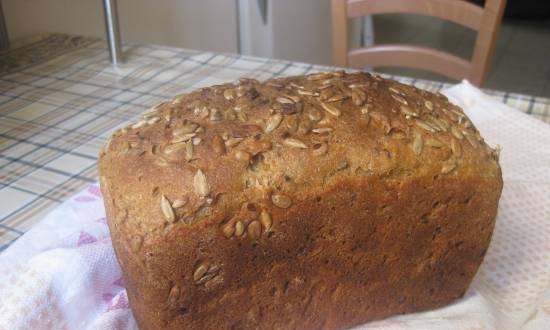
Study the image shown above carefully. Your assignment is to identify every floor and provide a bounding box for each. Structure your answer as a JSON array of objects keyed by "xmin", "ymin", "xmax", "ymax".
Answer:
[{"xmin": 372, "ymin": 14, "xmax": 550, "ymax": 97}]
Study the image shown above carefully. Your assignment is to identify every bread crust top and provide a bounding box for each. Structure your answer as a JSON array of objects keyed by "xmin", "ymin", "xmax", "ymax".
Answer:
[{"xmin": 98, "ymin": 71, "xmax": 501, "ymax": 242}]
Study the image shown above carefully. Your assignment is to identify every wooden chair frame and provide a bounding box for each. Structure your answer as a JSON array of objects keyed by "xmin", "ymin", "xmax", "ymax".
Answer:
[{"xmin": 331, "ymin": 0, "xmax": 507, "ymax": 86}]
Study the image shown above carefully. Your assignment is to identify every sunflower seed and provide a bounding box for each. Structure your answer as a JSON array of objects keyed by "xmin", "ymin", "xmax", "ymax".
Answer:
[
  {"xmin": 231, "ymin": 100, "xmax": 247, "ymax": 111},
  {"xmin": 266, "ymin": 81, "xmax": 284, "ymax": 88},
  {"xmin": 247, "ymin": 220, "xmax": 262, "ymax": 239},
  {"xmin": 235, "ymin": 221, "xmax": 245, "ymax": 236},
  {"xmin": 425, "ymin": 137, "xmax": 444, "ymax": 148},
  {"xmin": 161, "ymin": 195, "xmax": 176, "ymax": 222},
  {"xmin": 448, "ymin": 106, "xmax": 464, "ymax": 117},
  {"xmin": 318, "ymin": 80, "xmax": 333, "ymax": 89},
  {"xmin": 168, "ymin": 285, "xmax": 180, "ymax": 305},
  {"xmin": 143, "ymin": 109, "xmax": 160, "ymax": 118},
  {"xmin": 285, "ymin": 115, "xmax": 299, "ymax": 133},
  {"xmin": 321, "ymin": 102, "xmax": 341, "ymax": 116},
  {"xmin": 451, "ymin": 138, "xmax": 462, "ymax": 157},
  {"xmin": 492, "ymin": 145, "xmax": 502, "ymax": 161},
  {"xmin": 236, "ymin": 85, "xmax": 248, "ymax": 97},
  {"xmin": 289, "ymin": 82, "xmax": 303, "ymax": 89},
  {"xmin": 283, "ymin": 138, "xmax": 308, "ymax": 149},
  {"xmin": 171, "ymin": 133, "xmax": 196, "ymax": 143},
  {"xmin": 210, "ymin": 108, "xmax": 223, "ymax": 121},
  {"xmin": 195, "ymin": 106, "xmax": 210, "ymax": 119},
  {"xmin": 225, "ymin": 109, "xmax": 237, "ymax": 121},
  {"xmin": 285, "ymin": 93, "xmax": 301, "ymax": 103},
  {"xmin": 348, "ymin": 83, "xmax": 370, "ymax": 89},
  {"xmin": 276, "ymin": 96, "xmax": 295, "ymax": 104},
  {"xmin": 400, "ymin": 105, "xmax": 419, "ymax": 117},
  {"xmin": 194, "ymin": 169, "xmax": 210, "ymax": 197},
  {"xmin": 239, "ymin": 77, "xmax": 260, "ymax": 84},
  {"xmin": 197, "ymin": 269, "xmax": 219, "ymax": 286},
  {"xmin": 391, "ymin": 94, "xmax": 408, "ymax": 105},
  {"xmin": 223, "ymin": 223, "xmax": 235, "ymax": 238},
  {"xmin": 317, "ymin": 116, "xmax": 333, "ymax": 126},
  {"xmin": 173, "ymin": 124, "xmax": 198, "ymax": 136},
  {"xmin": 361, "ymin": 106, "xmax": 371, "ymax": 115},
  {"xmin": 131, "ymin": 120, "xmax": 147, "ymax": 129},
  {"xmin": 260, "ymin": 210, "xmax": 272, "ymax": 230},
  {"xmin": 297, "ymin": 118, "xmax": 313, "ymax": 135},
  {"xmin": 154, "ymin": 156, "xmax": 169, "ymax": 167},
  {"xmin": 451, "ymin": 126, "xmax": 463, "ymax": 140},
  {"xmin": 441, "ymin": 162, "xmax": 457, "ymax": 174},
  {"xmin": 424, "ymin": 100, "xmax": 434, "ymax": 111},
  {"xmin": 412, "ymin": 134, "xmax": 423, "ymax": 156},
  {"xmin": 298, "ymin": 89, "xmax": 320, "ymax": 96},
  {"xmin": 172, "ymin": 198, "xmax": 188, "ymax": 209},
  {"xmin": 307, "ymin": 72, "xmax": 332, "ymax": 81},
  {"xmin": 234, "ymin": 150, "xmax": 251, "ymax": 162},
  {"xmin": 225, "ymin": 137, "xmax": 244, "ymax": 147},
  {"xmin": 194, "ymin": 264, "xmax": 209, "ymax": 282},
  {"xmin": 370, "ymin": 111, "xmax": 391, "ymax": 134},
  {"xmin": 147, "ymin": 117, "xmax": 160, "ymax": 125},
  {"xmin": 223, "ymin": 89, "xmax": 235, "ymax": 100},
  {"xmin": 326, "ymin": 94, "xmax": 348, "ymax": 103},
  {"xmin": 428, "ymin": 116, "xmax": 450, "ymax": 131},
  {"xmin": 185, "ymin": 141, "xmax": 193, "ymax": 161},
  {"xmin": 307, "ymin": 107, "xmax": 323, "ymax": 122},
  {"xmin": 351, "ymin": 89, "xmax": 366, "ymax": 106},
  {"xmin": 389, "ymin": 86, "xmax": 405, "ymax": 96},
  {"xmin": 169, "ymin": 95, "xmax": 184, "ymax": 105},
  {"xmin": 312, "ymin": 142, "xmax": 328, "ymax": 156},
  {"xmin": 465, "ymin": 133, "xmax": 478, "ymax": 148},
  {"xmin": 236, "ymin": 111, "xmax": 248, "ymax": 122},
  {"xmin": 212, "ymin": 135, "xmax": 225, "ymax": 155},
  {"xmin": 312, "ymin": 127, "xmax": 333, "ymax": 134},
  {"xmin": 164, "ymin": 142, "xmax": 187, "ymax": 154},
  {"xmin": 265, "ymin": 113, "xmax": 283, "ymax": 133},
  {"xmin": 272, "ymin": 194, "xmax": 292, "ymax": 208},
  {"xmin": 415, "ymin": 120, "xmax": 437, "ymax": 133}
]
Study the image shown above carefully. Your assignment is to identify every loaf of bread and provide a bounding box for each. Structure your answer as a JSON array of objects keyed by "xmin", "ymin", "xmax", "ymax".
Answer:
[{"xmin": 99, "ymin": 72, "xmax": 502, "ymax": 330}]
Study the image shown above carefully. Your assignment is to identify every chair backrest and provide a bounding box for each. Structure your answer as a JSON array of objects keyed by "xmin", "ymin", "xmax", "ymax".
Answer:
[{"xmin": 331, "ymin": 0, "xmax": 507, "ymax": 86}]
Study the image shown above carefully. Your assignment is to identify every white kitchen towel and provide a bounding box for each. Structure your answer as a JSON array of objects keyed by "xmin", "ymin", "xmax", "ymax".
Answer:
[{"xmin": 0, "ymin": 81, "xmax": 548, "ymax": 330}]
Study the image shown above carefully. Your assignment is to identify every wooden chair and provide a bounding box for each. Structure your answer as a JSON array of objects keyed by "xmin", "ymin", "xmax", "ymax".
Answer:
[{"xmin": 331, "ymin": 0, "xmax": 507, "ymax": 86}]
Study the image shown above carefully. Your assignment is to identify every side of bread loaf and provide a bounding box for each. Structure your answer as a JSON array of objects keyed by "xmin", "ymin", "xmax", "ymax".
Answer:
[{"xmin": 99, "ymin": 72, "xmax": 502, "ymax": 330}]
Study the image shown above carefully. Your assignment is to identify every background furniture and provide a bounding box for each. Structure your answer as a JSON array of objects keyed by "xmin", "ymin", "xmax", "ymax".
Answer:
[{"xmin": 331, "ymin": 0, "xmax": 507, "ymax": 86}]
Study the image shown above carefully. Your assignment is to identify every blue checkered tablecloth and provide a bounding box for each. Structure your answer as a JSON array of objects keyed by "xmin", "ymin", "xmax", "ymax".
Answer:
[{"xmin": 1, "ymin": 34, "xmax": 549, "ymax": 250}]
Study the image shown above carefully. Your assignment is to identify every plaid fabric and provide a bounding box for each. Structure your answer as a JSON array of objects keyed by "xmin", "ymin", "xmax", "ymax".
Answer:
[{"xmin": 1, "ymin": 34, "xmax": 549, "ymax": 250}]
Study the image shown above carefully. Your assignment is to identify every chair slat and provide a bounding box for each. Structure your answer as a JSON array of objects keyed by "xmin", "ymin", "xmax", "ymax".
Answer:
[
  {"xmin": 347, "ymin": 0, "xmax": 484, "ymax": 30},
  {"xmin": 348, "ymin": 45, "xmax": 471, "ymax": 80}
]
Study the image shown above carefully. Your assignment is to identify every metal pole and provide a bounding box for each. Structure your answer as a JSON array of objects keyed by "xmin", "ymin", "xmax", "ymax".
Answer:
[
  {"xmin": 235, "ymin": 0, "xmax": 242, "ymax": 54},
  {"xmin": 0, "ymin": 1, "xmax": 9, "ymax": 50},
  {"xmin": 102, "ymin": 0, "xmax": 122, "ymax": 65}
]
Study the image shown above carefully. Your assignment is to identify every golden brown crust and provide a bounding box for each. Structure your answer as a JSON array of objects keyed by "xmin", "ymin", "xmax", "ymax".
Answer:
[{"xmin": 99, "ymin": 72, "xmax": 502, "ymax": 330}]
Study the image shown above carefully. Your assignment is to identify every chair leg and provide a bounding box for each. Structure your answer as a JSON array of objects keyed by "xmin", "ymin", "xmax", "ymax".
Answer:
[{"xmin": 103, "ymin": 0, "xmax": 122, "ymax": 65}]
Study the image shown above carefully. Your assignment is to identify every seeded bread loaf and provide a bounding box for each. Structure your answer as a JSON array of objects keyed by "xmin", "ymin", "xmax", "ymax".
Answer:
[{"xmin": 99, "ymin": 71, "xmax": 502, "ymax": 330}]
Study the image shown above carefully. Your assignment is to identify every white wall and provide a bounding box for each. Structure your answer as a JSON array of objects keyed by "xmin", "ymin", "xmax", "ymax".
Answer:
[
  {"xmin": 3, "ymin": 0, "xmax": 238, "ymax": 53},
  {"xmin": 270, "ymin": 0, "xmax": 333, "ymax": 65}
]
